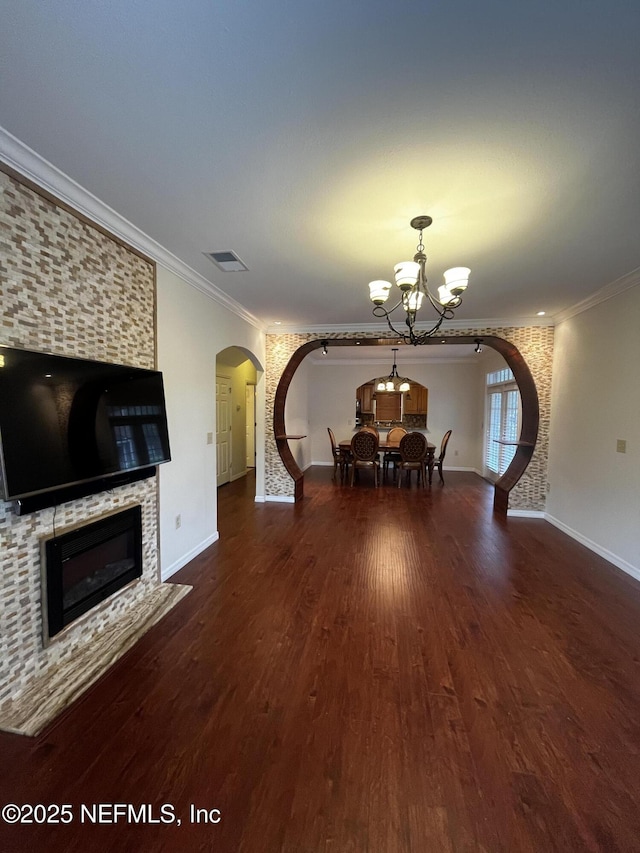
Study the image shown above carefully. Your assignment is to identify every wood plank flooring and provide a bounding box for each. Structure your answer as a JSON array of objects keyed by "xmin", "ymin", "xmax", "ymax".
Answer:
[{"xmin": 1, "ymin": 469, "xmax": 639, "ymax": 852}]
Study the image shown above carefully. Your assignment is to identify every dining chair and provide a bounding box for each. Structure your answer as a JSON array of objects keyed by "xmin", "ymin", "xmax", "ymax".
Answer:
[
  {"xmin": 429, "ymin": 429, "xmax": 452, "ymax": 485},
  {"xmin": 350, "ymin": 429, "xmax": 380, "ymax": 487},
  {"xmin": 382, "ymin": 426, "xmax": 407, "ymax": 482},
  {"xmin": 397, "ymin": 431, "xmax": 428, "ymax": 488},
  {"xmin": 361, "ymin": 425, "xmax": 379, "ymax": 438},
  {"xmin": 327, "ymin": 427, "xmax": 348, "ymax": 480}
]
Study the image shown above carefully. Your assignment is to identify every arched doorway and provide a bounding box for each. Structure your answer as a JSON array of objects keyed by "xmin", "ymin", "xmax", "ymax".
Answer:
[
  {"xmin": 273, "ymin": 336, "xmax": 538, "ymax": 513},
  {"xmin": 216, "ymin": 346, "xmax": 263, "ymax": 492}
]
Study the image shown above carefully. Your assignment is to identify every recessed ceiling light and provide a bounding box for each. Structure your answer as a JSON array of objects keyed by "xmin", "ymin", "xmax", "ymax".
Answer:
[
  {"xmin": 203, "ymin": 250, "xmax": 249, "ymax": 272},
  {"xmin": 537, "ymin": 311, "xmax": 546, "ymax": 316},
  {"xmin": 273, "ymin": 321, "xmax": 281, "ymax": 325}
]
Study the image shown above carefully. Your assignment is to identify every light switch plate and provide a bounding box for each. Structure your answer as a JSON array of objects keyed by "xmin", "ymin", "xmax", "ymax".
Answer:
[{"xmin": 616, "ymin": 439, "xmax": 626, "ymax": 453}]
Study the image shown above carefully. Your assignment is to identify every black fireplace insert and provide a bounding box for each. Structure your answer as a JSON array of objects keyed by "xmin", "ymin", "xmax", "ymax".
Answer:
[{"xmin": 42, "ymin": 505, "xmax": 143, "ymax": 643}]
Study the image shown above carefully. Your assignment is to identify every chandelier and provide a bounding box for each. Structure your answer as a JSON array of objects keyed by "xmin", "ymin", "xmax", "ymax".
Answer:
[
  {"xmin": 375, "ymin": 348, "xmax": 411, "ymax": 393},
  {"xmin": 368, "ymin": 215, "xmax": 470, "ymax": 345}
]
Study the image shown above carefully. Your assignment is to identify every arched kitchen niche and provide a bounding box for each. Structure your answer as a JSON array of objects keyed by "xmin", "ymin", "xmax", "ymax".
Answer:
[
  {"xmin": 274, "ymin": 336, "xmax": 539, "ymax": 514},
  {"xmin": 356, "ymin": 378, "xmax": 428, "ymax": 430}
]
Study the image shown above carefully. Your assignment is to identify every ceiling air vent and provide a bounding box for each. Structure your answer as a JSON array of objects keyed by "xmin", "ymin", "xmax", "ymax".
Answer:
[{"xmin": 204, "ymin": 250, "xmax": 249, "ymax": 272}]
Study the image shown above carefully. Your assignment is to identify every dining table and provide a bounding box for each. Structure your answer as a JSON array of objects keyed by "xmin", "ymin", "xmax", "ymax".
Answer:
[{"xmin": 339, "ymin": 435, "xmax": 436, "ymax": 482}]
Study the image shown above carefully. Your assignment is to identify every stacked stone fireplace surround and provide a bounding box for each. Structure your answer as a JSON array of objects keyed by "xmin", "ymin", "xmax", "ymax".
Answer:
[{"xmin": 0, "ymin": 167, "xmax": 172, "ymax": 728}]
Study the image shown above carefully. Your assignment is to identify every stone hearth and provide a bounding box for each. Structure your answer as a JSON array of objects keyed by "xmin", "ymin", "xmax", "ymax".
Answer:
[{"xmin": 0, "ymin": 582, "xmax": 190, "ymax": 736}]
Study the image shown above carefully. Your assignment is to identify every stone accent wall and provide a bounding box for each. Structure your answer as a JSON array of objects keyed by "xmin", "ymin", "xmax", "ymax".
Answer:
[
  {"xmin": 0, "ymin": 168, "xmax": 159, "ymax": 707},
  {"xmin": 265, "ymin": 326, "xmax": 554, "ymax": 511},
  {"xmin": 265, "ymin": 333, "xmax": 309, "ymax": 497}
]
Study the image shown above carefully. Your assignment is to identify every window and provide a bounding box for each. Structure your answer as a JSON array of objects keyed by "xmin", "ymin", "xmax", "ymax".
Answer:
[
  {"xmin": 487, "ymin": 367, "xmax": 514, "ymax": 386},
  {"xmin": 484, "ymin": 368, "xmax": 520, "ymax": 479}
]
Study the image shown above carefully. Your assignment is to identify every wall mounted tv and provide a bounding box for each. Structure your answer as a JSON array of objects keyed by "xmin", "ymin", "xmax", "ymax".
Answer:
[{"xmin": 0, "ymin": 345, "xmax": 171, "ymax": 514}]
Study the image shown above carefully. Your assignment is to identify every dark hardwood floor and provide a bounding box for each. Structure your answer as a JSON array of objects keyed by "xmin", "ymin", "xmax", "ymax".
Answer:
[{"xmin": 1, "ymin": 468, "xmax": 640, "ymax": 852}]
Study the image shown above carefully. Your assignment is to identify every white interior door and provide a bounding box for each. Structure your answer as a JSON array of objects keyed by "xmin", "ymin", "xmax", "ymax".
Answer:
[
  {"xmin": 216, "ymin": 376, "xmax": 232, "ymax": 487},
  {"xmin": 245, "ymin": 384, "xmax": 256, "ymax": 468}
]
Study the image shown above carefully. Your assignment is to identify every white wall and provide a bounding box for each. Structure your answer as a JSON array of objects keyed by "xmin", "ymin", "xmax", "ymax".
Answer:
[
  {"xmin": 547, "ymin": 285, "xmax": 640, "ymax": 577},
  {"xmin": 307, "ymin": 355, "xmax": 485, "ymax": 470},
  {"xmin": 156, "ymin": 266, "xmax": 265, "ymax": 579}
]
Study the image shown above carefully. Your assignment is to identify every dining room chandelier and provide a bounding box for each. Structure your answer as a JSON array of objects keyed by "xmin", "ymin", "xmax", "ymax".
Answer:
[
  {"xmin": 375, "ymin": 348, "xmax": 411, "ymax": 393},
  {"xmin": 368, "ymin": 215, "xmax": 470, "ymax": 345}
]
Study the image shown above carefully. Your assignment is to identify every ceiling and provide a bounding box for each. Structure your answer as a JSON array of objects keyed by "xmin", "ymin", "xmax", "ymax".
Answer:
[{"xmin": 1, "ymin": 1, "xmax": 639, "ymax": 333}]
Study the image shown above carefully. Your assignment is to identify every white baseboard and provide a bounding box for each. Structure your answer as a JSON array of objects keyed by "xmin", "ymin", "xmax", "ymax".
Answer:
[
  {"xmin": 508, "ymin": 509, "xmax": 546, "ymax": 518},
  {"xmin": 545, "ymin": 514, "xmax": 640, "ymax": 582},
  {"xmin": 254, "ymin": 495, "xmax": 265, "ymax": 503},
  {"xmin": 264, "ymin": 495, "xmax": 295, "ymax": 503},
  {"xmin": 161, "ymin": 532, "xmax": 219, "ymax": 581},
  {"xmin": 230, "ymin": 469, "xmax": 247, "ymax": 482}
]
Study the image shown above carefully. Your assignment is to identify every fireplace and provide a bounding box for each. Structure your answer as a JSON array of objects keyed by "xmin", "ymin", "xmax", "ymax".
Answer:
[{"xmin": 41, "ymin": 505, "xmax": 143, "ymax": 644}]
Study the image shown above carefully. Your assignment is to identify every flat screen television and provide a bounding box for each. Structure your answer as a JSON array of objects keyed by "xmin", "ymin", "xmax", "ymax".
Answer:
[{"xmin": 0, "ymin": 345, "xmax": 171, "ymax": 513}]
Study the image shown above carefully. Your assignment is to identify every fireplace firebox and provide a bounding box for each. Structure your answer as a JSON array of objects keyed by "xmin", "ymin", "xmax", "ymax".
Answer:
[{"xmin": 41, "ymin": 505, "xmax": 143, "ymax": 644}]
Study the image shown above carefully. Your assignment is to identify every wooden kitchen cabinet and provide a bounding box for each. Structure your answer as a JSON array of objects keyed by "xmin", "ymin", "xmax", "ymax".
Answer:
[
  {"xmin": 357, "ymin": 382, "xmax": 375, "ymax": 413},
  {"xmin": 403, "ymin": 384, "xmax": 428, "ymax": 415}
]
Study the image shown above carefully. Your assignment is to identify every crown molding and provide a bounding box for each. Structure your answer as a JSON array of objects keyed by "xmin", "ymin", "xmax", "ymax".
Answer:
[
  {"xmin": 553, "ymin": 267, "xmax": 640, "ymax": 324},
  {"xmin": 8, "ymin": 124, "xmax": 634, "ymax": 337},
  {"xmin": 0, "ymin": 125, "xmax": 265, "ymax": 333}
]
